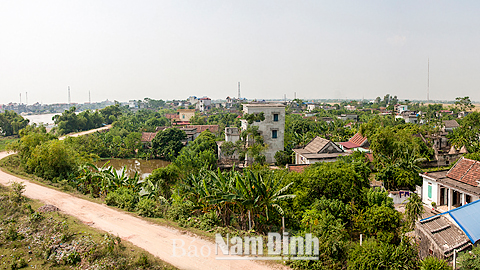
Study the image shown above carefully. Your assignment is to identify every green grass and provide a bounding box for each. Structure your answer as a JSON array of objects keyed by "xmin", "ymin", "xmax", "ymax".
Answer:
[{"xmin": 0, "ymin": 137, "xmax": 17, "ymax": 151}]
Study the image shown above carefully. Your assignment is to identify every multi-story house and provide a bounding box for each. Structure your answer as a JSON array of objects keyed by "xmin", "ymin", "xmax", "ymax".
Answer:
[{"xmin": 241, "ymin": 103, "xmax": 285, "ymax": 164}]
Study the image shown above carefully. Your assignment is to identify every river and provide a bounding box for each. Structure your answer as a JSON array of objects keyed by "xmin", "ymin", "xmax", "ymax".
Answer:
[
  {"xmin": 24, "ymin": 113, "xmax": 60, "ymax": 126},
  {"xmin": 94, "ymin": 159, "xmax": 170, "ymax": 180}
]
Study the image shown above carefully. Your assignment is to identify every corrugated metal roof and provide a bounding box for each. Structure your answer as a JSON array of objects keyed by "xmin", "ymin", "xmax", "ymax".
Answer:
[{"xmin": 449, "ymin": 200, "xmax": 480, "ymax": 244}]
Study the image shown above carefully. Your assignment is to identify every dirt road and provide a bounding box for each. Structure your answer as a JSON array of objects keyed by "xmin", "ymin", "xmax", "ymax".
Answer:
[
  {"xmin": 0, "ymin": 151, "xmax": 285, "ymax": 270},
  {"xmin": 58, "ymin": 125, "xmax": 111, "ymax": 140}
]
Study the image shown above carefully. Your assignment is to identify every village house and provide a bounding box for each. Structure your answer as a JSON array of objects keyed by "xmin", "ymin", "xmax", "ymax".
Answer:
[
  {"xmin": 293, "ymin": 136, "xmax": 348, "ymax": 164},
  {"xmin": 196, "ymin": 97, "xmax": 212, "ymax": 112},
  {"xmin": 442, "ymin": 119, "xmax": 460, "ymax": 133},
  {"xmin": 217, "ymin": 127, "xmax": 240, "ymax": 161},
  {"xmin": 177, "ymin": 109, "xmax": 195, "ymax": 122},
  {"xmin": 307, "ymin": 103, "xmax": 319, "ymax": 112},
  {"xmin": 395, "ymin": 110, "xmax": 419, "ymax": 124},
  {"xmin": 241, "ymin": 103, "xmax": 285, "ymax": 164},
  {"xmin": 337, "ymin": 114, "xmax": 358, "ymax": 122},
  {"xmin": 419, "ymin": 157, "xmax": 480, "ymax": 212},
  {"xmin": 422, "ymin": 122, "xmax": 466, "ymax": 167},
  {"xmin": 338, "ymin": 132, "xmax": 369, "ymax": 152},
  {"xmin": 415, "ymin": 199, "xmax": 480, "ymax": 261}
]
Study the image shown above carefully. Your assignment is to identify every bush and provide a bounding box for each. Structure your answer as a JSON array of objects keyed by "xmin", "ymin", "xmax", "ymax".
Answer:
[
  {"xmin": 25, "ymin": 140, "xmax": 80, "ymax": 180},
  {"xmin": 458, "ymin": 245, "xmax": 480, "ymax": 270},
  {"xmin": 136, "ymin": 198, "xmax": 161, "ymax": 218},
  {"xmin": 420, "ymin": 256, "xmax": 451, "ymax": 270},
  {"xmin": 105, "ymin": 187, "xmax": 138, "ymax": 211}
]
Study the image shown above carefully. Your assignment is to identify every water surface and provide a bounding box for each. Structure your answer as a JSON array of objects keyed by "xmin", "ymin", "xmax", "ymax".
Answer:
[{"xmin": 94, "ymin": 159, "xmax": 170, "ymax": 180}]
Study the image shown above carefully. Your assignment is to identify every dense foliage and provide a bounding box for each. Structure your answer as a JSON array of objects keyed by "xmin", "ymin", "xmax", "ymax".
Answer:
[{"xmin": 0, "ymin": 110, "xmax": 29, "ymax": 136}]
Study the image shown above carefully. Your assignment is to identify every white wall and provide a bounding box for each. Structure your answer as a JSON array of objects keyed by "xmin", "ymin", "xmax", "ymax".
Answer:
[
  {"xmin": 242, "ymin": 104, "xmax": 285, "ymax": 164},
  {"xmin": 422, "ymin": 176, "xmax": 439, "ymax": 206}
]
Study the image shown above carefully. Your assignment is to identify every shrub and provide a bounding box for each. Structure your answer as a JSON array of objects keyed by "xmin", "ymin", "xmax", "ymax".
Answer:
[
  {"xmin": 420, "ymin": 256, "xmax": 451, "ymax": 270},
  {"xmin": 105, "ymin": 187, "xmax": 138, "ymax": 211},
  {"xmin": 136, "ymin": 198, "xmax": 161, "ymax": 218}
]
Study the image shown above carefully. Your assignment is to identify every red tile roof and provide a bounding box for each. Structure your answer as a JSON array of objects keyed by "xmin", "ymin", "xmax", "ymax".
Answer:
[
  {"xmin": 339, "ymin": 141, "xmax": 360, "ymax": 149},
  {"xmin": 141, "ymin": 132, "xmax": 157, "ymax": 142},
  {"xmin": 186, "ymin": 125, "xmax": 219, "ymax": 133},
  {"xmin": 446, "ymin": 158, "xmax": 480, "ymax": 187},
  {"xmin": 348, "ymin": 132, "xmax": 368, "ymax": 146},
  {"xmin": 287, "ymin": 164, "xmax": 310, "ymax": 173},
  {"xmin": 165, "ymin": 114, "xmax": 179, "ymax": 119}
]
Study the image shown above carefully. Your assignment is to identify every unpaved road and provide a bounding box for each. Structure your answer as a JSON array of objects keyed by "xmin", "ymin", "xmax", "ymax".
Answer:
[
  {"xmin": 0, "ymin": 151, "xmax": 285, "ymax": 270},
  {"xmin": 58, "ymin": 125, "xmax": 111, "ymax": 140}
]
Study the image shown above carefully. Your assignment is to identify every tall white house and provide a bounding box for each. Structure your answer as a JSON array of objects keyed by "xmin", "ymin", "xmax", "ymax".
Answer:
[{"xmin": 241, "ymin": 103, "xmax": 285, "ymax": 164}]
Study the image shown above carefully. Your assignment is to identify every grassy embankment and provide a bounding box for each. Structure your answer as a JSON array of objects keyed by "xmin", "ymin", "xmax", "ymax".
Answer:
[
  {"xmin": 0, "ymin": 137, "xmax": 17, "ymax": 152},
  {"xmin": 0, "ymin": 181, "xmax": 177, "ymax": 270}
]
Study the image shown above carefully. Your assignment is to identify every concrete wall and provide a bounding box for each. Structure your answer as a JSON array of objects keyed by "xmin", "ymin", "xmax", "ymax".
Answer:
[
  {"xmin": 242, "ymin": 104, "xmax": 285, "ymax": 164},
  {"xmin": 415, "ymin": 224, "xmax": 446, "ymax": 260},
  {"xmin": 422, "ymin": 176, "xmax": 439, "ymax": 207}
]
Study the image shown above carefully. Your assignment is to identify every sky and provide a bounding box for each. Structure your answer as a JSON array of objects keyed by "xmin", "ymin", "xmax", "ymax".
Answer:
[{"xmin": 1, "ymin": 0, "xmax": 480, "ymax": 104}]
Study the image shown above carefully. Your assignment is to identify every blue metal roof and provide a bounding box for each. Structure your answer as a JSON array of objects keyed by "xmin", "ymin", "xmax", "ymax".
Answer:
[{"xmin": 421, "ymin": 200, "xmax": 480, "ymax": 244}]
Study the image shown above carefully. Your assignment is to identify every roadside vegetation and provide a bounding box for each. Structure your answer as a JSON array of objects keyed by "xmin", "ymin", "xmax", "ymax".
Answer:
[
  {"xmin": 0, "ymin": 182, "xmax": 176, "ymax": 269},
  {"xmin": 1, "ymin": 96, "xmax": 479, "ymax": 269}
]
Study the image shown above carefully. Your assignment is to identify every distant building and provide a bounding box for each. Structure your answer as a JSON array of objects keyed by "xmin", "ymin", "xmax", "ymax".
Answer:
[
  {"xmin": 293, "ymin": 136, "xmax": 347, "ymax": 164},
  {"xmin": 307, "ymin": 104, "xmax": 318, "ymax": 112},
  {"xmin": 442, "ymin": 120, "xmax": 460, "ymax": 133},
  {"xmin": 396, "ymin": 111, "xmax": 419, "ymax": 124},
  {"xmin": 337, "ymin": 114, "xmax": 358, "ymax": 122},
  {"xmin": 344, "ymin": 105, "xmax": 356, "ymax": 111},
  {"xmin": 241, "ymin": 103, "xmax": 285, "ymax": 164},
  {"xmin": 196, "ymin": 97, "xmax": 212, "ymax": 112},
  {"xmin": 177, "ymin": 109, "xmax": 195, "ymax": 122},
  {"xmin": 395, "ymin": 104, "xmax": 408, "ymax": 113}
]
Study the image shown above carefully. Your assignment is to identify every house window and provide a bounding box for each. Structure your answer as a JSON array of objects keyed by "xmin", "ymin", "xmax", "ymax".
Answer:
[
  {"xmin": 182, "ymin": 115, "xmax": 185, "ymax": 119},
  {"xmin": 273, "ymin": 114, "xmax": 279, "ymax": 122},
  {"xmin": 272, "ymin": 130, "xmax": 278, "ymax": 139},
  {"xmin": 428, "ymin": 184, "xmax": 432, "ymax": 199}
]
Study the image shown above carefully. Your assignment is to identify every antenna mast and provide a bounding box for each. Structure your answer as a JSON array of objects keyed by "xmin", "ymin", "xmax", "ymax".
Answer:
[
  {"xmin": 89, "ymin": 91, "xmax": 91, "ymax": 104},
  {"xmin": 238, "ymin": 82, "xmax": 241, "ymax": 99},
  {"xmin": 427, "ymin": 58, "xmax": 430, "ymax": 102},
  {"xmin": 19, "ymin": 93, "xmax": 21, "ymax": 104},
  {"xmin": 68, "ymin": 86, "xmax": 71, "ymax": 104}
]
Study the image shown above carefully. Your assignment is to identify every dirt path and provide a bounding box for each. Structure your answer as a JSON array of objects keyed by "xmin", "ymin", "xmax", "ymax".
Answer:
[{"xmin": 0, "ymin": 151, "xmax": 286, "ymax": 270}]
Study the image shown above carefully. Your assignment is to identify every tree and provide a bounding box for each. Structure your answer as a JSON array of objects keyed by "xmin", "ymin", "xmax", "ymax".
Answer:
[
  {"xmin": 405, "ymin": 193, "xmax": 424, "ymax": 231},
  {"xmin": 26, "ymin": 140, "xmax": 80, "ymax": 180},
  {"xmin": 448, "ymin": 112, "xmax": 480, "ymax": 152},
  {"xmin": 151, "ymin": 128, "xmax": 186, "ymax": 161},
  {"xmin": 100, "ymin": 104, "xmax": 122, "ymax": 124},
  {"xmin": 0, "ymin": 110, "xmax": 29, "ymax": 136},
  {"xmin": 455, "ymin": 96, "xmax": 475, "ymax": 112},
  {"xmin": 140, "ymin": 165, "xmax": 179, "ymax": 199}
]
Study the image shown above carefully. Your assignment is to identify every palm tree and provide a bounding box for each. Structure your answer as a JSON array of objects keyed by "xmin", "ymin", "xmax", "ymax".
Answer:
[{"xmin": 405, "ymin": 193, "xmax": 424, "ymax": 231}]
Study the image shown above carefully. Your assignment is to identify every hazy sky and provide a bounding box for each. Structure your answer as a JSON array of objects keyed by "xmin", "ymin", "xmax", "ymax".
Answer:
[{"xmin": 1, "ymin": 1, "xmax": 480, "ymax": 104}]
